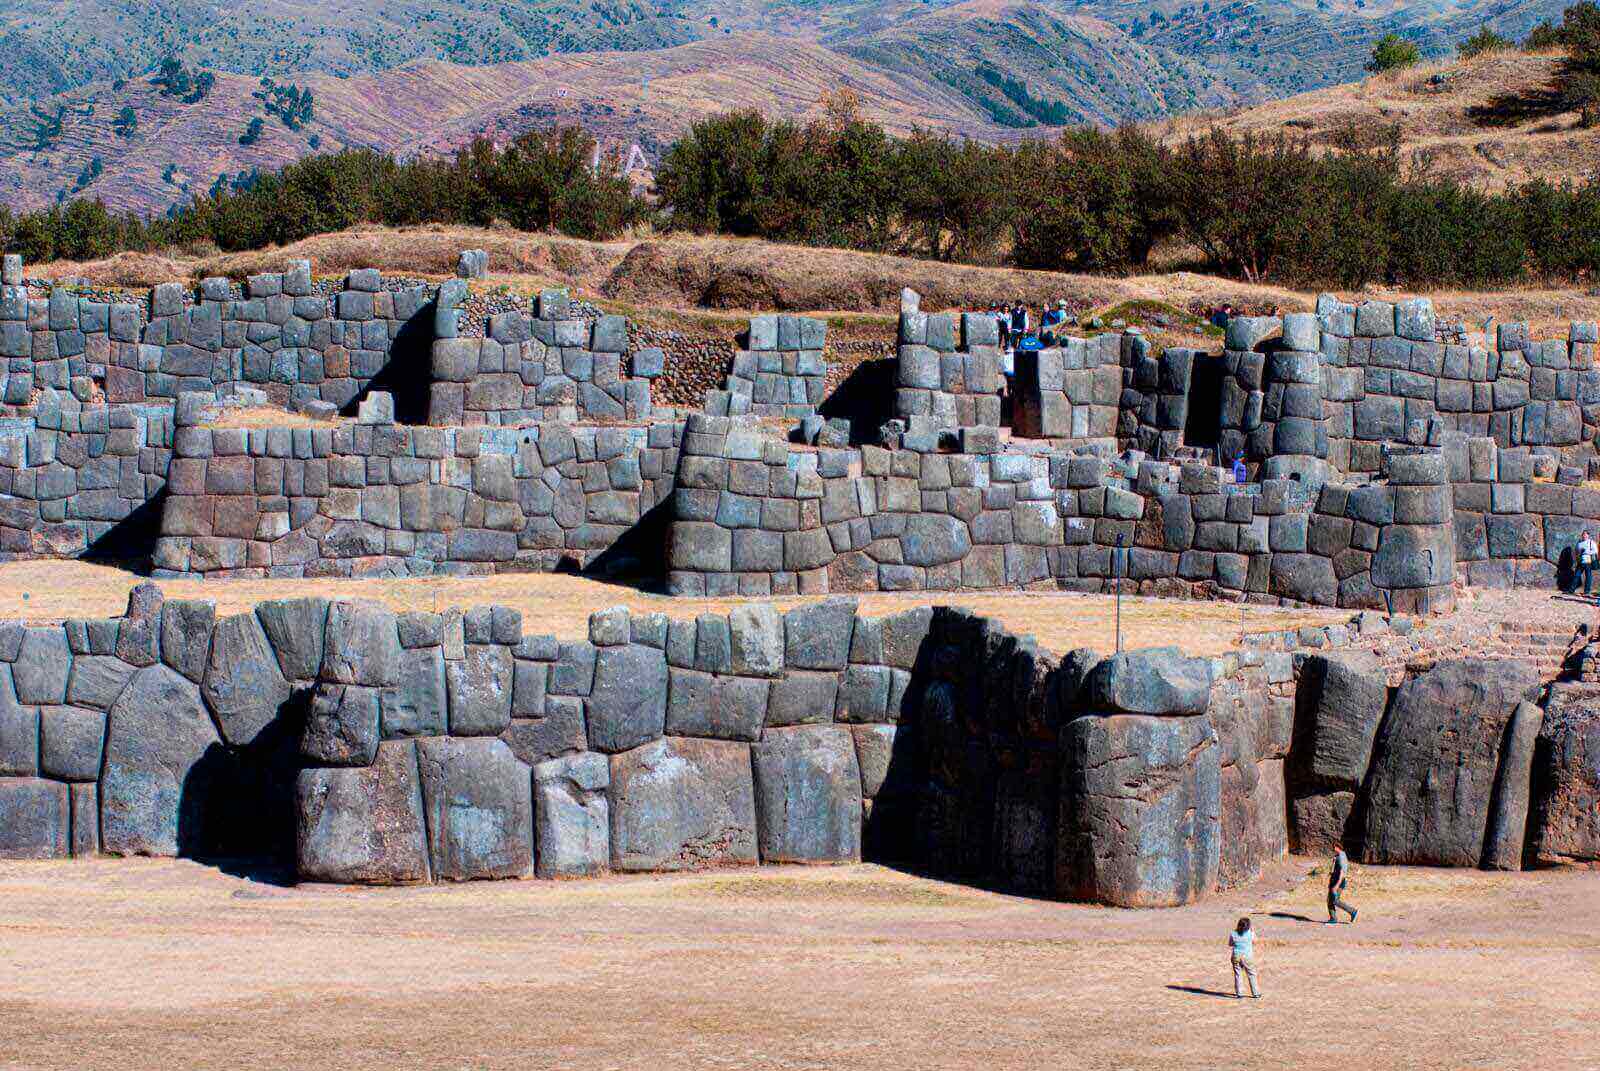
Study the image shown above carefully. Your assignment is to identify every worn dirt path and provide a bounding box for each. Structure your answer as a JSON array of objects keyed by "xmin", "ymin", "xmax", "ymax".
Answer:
[{"xmin": 0, "ymin": 857, "xmax": 1595, "ymax": 1070}]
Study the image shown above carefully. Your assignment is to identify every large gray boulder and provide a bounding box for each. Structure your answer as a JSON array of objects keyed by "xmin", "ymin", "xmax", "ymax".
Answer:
[
  {"xmin": 1297, "ymin": 652, "xmax": 1388, "ymax": 790},
  {"xmin": 0, "ymin": 664, "xmax": 38, "ymax": 776},
  {"xmin": 1085, "ymin": 647, "xmax": 1213, "ymax": 715},
  {"xmin": 784, "ymin": 599, "xmax": 857, "ymax": 670},
  {"xmin": 533, "ymin": 752, "xmax": 610, "ymax": 878},
  {"xmin": 101, "ymin": 665, "xmax": 223, "ymax": 857},
  {"xmin": 256, "ymin": 597, "xmax": 330, "ymax": 681},
  {"xmin": 0, "ymin": 777, "xmax": 70, "ymax": 858},
  {"xmin": 301, "ymin": 684, "xmax": 381, "ymax": 766},
  {"xmin": 586, "ymin": 643, "xmax": 668, "ymax": 752},
  {"xmin": 159, "ymin": 599, "xmax": 215, "ymax": 684},
  {"xmin": 14, "ymin": 626, "xmax": 71, "ymax": 704},
  {"xmin": 664, "ymin": 669, "xmax": 767, "ymax": 742},
  {"xmin": 382, "ymin": 646, "xmax": 448, "ymax": 738},
  {"xmin": 319, "ymin": 600, "xmax": 401, "ymax": 687},
  {"xmin": 416, "ymin": 737, "xmax": 533, "ymax": 880},
  {"xmin": 202, "ymin": 612, "xmax": 294, "ymax": 745},
  {"xmin": 901, "ymin": 514, "xmax": 972, "ymax": 567},
  {"xmin": 1057, "ymin": 714, "xmax": 1220, "ymax": 907},
  {"xmin": 752, "ymin": 726, "xmax": 862, "ymax": 864},
  {"xmin": 1531, "ymin": 705, "xmax": 1600, "ymax": 864},
  {"xmin": 1360, "ymin": 659, "xmax": 1541, "ymax": 867},
  {"xmin": 40, "ymin": 705, "xmax": 106, "ymax": 782},
  {"xmin": 446, "ymin": 644, "xmax": 514, "ymax": 736},
  {"xmin": 1483, "ymin": 701, "xmax": 1544, "ymax": 870},
  {"xmin": 66, "ymin": 655, "xmax": 136, "ymax": 711},
  {"xmin": 609, "ymin": 736, "xmax": 757, "ymax": 871},
  {"xmin": 296, "ymin": 739, "xmax": 430, "ymax": 884}
]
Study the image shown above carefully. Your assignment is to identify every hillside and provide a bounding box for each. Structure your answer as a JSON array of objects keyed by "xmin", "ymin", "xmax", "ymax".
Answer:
[
  {"xmin": 1158, "ymin": 51, "xmax": 1600, "ymax": 192},
  {"xmin": 0, "ymin": 35, "xmax": 1008, "ymax": 215}
]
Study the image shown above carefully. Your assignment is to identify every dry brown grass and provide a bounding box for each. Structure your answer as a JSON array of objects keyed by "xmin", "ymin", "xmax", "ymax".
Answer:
[
  {"xmin": 0, "ymin": 560, "xmax": 1346, "ymax": 656},
  {"xmin": 1160, "ymin": 52, "xmax": 1600, "ymax": 195}
]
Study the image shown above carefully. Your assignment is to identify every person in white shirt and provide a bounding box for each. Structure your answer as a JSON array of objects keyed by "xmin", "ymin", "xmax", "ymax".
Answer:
[
  {"xmin": 1228, "ymin": 917, "xmax": 1259, "ymax": 998},
  {"xmin": 1577, "ymin": 530, "xmax": 1597, "ymax": 597}
]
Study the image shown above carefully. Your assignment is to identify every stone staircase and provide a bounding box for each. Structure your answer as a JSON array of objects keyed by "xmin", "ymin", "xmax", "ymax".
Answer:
[{"xmin": 1479, "ymin": 619, "xmax": 1582, "ymax": 679}]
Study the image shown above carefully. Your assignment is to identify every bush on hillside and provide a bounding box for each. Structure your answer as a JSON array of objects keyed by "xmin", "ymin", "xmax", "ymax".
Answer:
[
  {"xmin": 1366, "ymin": 34, "xmax": 1422, "ymax": 72},
  {"xmin": 1458, "ymin": 28, "xmax": 1512, "ymax": 58}
]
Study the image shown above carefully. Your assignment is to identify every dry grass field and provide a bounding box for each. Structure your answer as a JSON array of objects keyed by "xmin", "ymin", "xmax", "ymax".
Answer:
[
  {"xmin": 0, "ymin": 560, "xmax": 1346, "ymax": 657},
  {"xmin": 0, "ymin": 856, "xmax": 1595, "ymax": 1070}
]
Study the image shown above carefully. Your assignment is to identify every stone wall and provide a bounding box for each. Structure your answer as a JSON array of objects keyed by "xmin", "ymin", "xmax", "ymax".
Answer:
[
  {"xmin": 151, "ymin": 407, "xmax": 681, "ymax": 578},
  {"xmin": 665, "ymin": 414, "xmax": 1456, "ymax": 610},
  {"xmin": 1010, "ymin": 332, "xmax": 1126, "ymax": 445},
  {"xmin": 1448, "ymin": 435, "xmax": 1600, "ymax": 589},
  {"xmin": 894, "ymin": 296, "xmax": 1006, "ymax": 429},
  {"xmin": 704, "ymin": 314, "xmax": 829, "ymax": 418},
  {"xmin": 0, "ymin": 399, "xmax": 173, "ymax": 560},
  {"xmin": 4, "ymin": 586, "xmax": 1591, "ymax": 898},
  {"xmin": 1217, "ymin": 298, "xmax": 1600, "ymax": 480},
  {"xmin": 428, "ymin": 284, "xmax": 660, "ymax": 426}
]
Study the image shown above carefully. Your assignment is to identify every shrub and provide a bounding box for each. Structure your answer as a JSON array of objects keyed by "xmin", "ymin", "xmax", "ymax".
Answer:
[
  {"xmin": 1458, "ymin": 28, "xmax": 1512, "ymax": 58},
  {"xmin": 1366, "ymin": 34, "xmax": 1422, "ymax": 72}
]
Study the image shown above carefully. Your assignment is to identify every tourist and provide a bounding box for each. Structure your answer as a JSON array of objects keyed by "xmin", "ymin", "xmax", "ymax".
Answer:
[
  {"xmin": 1578, "ymin": 530, "xmax": 1597, "ymax": 597},
  {"xmin": 1040, "ymin": 300, "xmax": 1066, "ymax": 344},
  {"xmin": 1327, "ymin": 845, "xmax": 1358, "ymax": 924},
  {"xmin": 1010, "ymin": 300, "xmax": 1029, "ymax": 343},
  {"xmin": 1228, "ymin": 917, "xmax": 1260, "ymax": 999},
  {"xmin": 1231, "ymin": 457, "xmax": 1248, "ymax": 484},
  {"xmin": 994, "ymin": 303, "xmax": 1010, "ymax": 351}
]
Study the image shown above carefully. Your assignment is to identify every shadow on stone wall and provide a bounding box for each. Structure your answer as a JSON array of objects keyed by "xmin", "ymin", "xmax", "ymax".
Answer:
[
  {"xmin": 343, "ymin": 303, "xmax": 437, "ymax": 425},
  {"xmin": 177, "ymin": 691, "xmax": 309, "ymax": 882}
]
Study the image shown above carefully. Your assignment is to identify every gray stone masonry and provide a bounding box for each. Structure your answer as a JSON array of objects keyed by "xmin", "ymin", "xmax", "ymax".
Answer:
[{"xmin": 705, "ymin": 314, "xmax": 828, "ymax": 419}]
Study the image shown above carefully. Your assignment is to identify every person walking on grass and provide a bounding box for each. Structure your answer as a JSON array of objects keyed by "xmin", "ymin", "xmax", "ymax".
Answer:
[
  {"xmin": 1328, "ymin": 844, "xmax": 1358, "ymax": 924},
  {"xmin": 1229, "ymin": 917, "xmax": 1260, "ymax": 999}
]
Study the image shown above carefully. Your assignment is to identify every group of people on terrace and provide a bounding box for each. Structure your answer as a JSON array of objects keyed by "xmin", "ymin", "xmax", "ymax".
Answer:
[{"xmin": 987, "ymin": 299, "xmax": 1078, "ymax": 366}]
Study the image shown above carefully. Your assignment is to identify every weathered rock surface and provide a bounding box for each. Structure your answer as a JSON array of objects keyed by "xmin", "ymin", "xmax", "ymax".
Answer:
[
  {"xmin": 296, "ymin": 740, "xmax": 430, "ymax": 884},
  {"xmin": 1296, "ymin": 652, "xmax": 1388, "ymax": 791},
  {"xmin": 416, "ymin": 736, "xmax": 533, "ymax": 880},
  {"xmin": 752, "ymin": 725, "xmax": 862, "ymax": 863},
  {"xmin": 201, "ymin": 612, "xmax": 293, "ymax": 745},
  {"xmin": 1483, "ymin": 701, "xmax": 1544, "ymax": 870},
  {"xmin": 1360, "ymin": 659, "xmax": 1540, "ymax": 867},
  {"xmin": 445, "ymin": 644, "xmax": 514, "ymax": 736},
  {"xmin": 319, "ymin": 600, "xmax": 401, "ymax": 687},
  {"xmin": 1290, "ymin": 791, "xmax": 1357, "ymax": 857},
  {"xmin": 609, "ymin": 736, "xmax": 757, "ymax": 871},
  {"xmin": 256, "ymin": 597, "xmax": 330, "ymax": 681},
  {"xmin": 533, "ymin": 751, "xmax": 610, "ymax": 877},
  {"xmin": 301, "ymin": 684, "xmax": 381, "ymax": 767},
  {"xmin": 0, "ymin": 777, "xmax": 70, "ymax": 858},
  {"xmin": 101, "ymin": 665, "xmax": 222, "ymax": 857},
  {"xmin": 0, "ymin": 664, "xmax": 38, "ymax": 776},
  {"xmin": 1531, "ymin": 704, "xmax": 1600, "ymax": 864},
  {"xmin": 1085, "ymin": 648, "xmax": 1213, "ymax": 715},
  {"xmin": 1057, "ymin": 713, "xmax": 1220, "ymax": 907},
  {"xmin": 586, "ymin": 643, "xmax": 668, "ymax": 752}
]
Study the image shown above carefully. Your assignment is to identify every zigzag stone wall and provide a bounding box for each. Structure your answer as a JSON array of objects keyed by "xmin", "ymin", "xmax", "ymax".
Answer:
[
  {"xmin": 665, "ymin": 413, "xmax": 1456, "ymax": 611},
  {"xmin": 5, "ymin": 588, "xmax": 1588, "ymax": 903}
]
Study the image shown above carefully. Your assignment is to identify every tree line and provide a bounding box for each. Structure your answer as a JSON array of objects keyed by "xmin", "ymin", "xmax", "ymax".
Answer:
[{"xmin": 7, "ymin": 9, "xmax": 1600, "ymax": 291}]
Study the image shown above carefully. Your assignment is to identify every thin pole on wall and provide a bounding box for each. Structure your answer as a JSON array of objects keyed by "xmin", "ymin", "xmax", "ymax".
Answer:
[{"xmin": 1115, "ymin": 533, "xmax": 1125, "ymax": 655}]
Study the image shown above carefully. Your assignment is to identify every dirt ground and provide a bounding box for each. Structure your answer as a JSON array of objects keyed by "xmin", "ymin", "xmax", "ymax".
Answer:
[
  {"xmin": 0, "ymin": 857, "xmax": 1594, "ymax": 1070},
  {"xmin": 0, "ymin": 560, "xmax": 1347, "ymax": 657}
]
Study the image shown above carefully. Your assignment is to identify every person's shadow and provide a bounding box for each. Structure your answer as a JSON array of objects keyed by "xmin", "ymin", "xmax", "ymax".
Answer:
[
  {"xmin": 1166, "ymin": 985, "xmax": 1237, "ymax": 999},
  {"xmin": 1268, "ymin": 911, "xmax": 1320, "ymax": 924}
]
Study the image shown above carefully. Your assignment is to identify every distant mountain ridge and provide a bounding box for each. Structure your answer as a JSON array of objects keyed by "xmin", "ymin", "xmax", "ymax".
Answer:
[{"xmin": 0, "ymin": 0, "xmax": 1572, "ymax": 214}]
